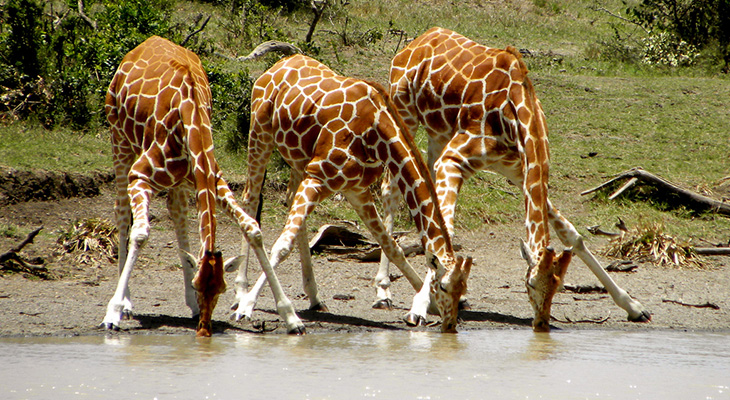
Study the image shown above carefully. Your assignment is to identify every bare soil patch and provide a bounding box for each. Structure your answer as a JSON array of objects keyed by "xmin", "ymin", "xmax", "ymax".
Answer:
[{"xmin": 1, "ymin": 170, "xmax": 728, "ymax": 337}]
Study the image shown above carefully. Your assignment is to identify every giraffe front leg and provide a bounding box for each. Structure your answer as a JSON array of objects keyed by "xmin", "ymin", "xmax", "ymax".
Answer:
[
  {"xmin": 547, "ymin": 201, "xmax": 651, "ymax": 322},
  {"xmin": 298, "ymin": 218, "xmax": 327, "ymax": 312},
  {"xmin": 404, "ymin": 269, "xmax": 435, "ymax": 326},
  {"xmin": 102, "ymin": 183, "xmax": 152, "ymax": 330},
  {"xmin": 229, "ymin": 242, "xmax": 257, "ymax": 321},
  {"xmin": 245, "ymin": 226, "xmax": 305, "ymax": 334}
]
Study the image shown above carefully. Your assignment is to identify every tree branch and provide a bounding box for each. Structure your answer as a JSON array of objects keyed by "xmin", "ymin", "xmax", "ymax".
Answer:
[
  {"xmin": 582, "ymin": 167, "xmax": 730, "ymax": 217},
  {"xmin": 77, "ymin": 0, "xmax": 97, "ymax": 30},
  {"xmin": 181, "ymin": 15, "xmax": 211, "ymax": 47}
]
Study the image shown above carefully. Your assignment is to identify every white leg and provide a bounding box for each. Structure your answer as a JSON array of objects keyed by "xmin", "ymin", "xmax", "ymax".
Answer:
[
  {"xmin": 547, "ymin": 201, "xmax": 651, "ymax": 322},
  {"xmin": 167, "ymin": 188, "xmax": 199, "ymax": 318},
  {"xmin": 245, "ymin": 227, "xmax": 305, "ymax": 334},
  {"xmin": 231, "ymin": 261, "xmax": 267, "ymax": 321},
  {"xmin": 374, "ymin": 172, "xmax": 399, "ymax": 309},
  {"xmin": 230, "ymin": 239, "xmax": 257, "ymax": 321},
  {"xmin": 102, "ymin": 221, "xmax": 148, "ymax": 329},
  {"xmin": 298, "ymin": 218, "xmax": 327, "ymax": 311},
  {"xmin": 403, "ymin": 269, "xmax": 435, "ymax": 326}
]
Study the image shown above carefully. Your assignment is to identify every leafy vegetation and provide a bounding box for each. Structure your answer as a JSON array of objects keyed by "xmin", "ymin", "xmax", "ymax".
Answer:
[{"xmin": 0, "ymin": 0, "xmax": 728, "ymax": 246}]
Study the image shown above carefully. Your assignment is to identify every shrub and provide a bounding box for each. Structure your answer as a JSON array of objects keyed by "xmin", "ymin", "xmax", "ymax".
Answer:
[{"xmin": 640, "ymin": 31, "xmax": 700, "ymax": 67}]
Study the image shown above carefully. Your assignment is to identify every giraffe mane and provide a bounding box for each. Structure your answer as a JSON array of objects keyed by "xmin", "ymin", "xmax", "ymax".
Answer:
[{"xmin": 362, "ymin": 79, "xmax": 455, "ymax": 254}]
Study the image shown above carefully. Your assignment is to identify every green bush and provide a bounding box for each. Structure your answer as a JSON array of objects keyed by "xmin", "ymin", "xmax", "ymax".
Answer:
[
  {"xmin": 0, "ymin": 0, "xmax": 176, "ymax": 129},
  {"xmin": 206, "ymin": 63, "xmax": 254, "ymax": 153},
  {"xmin": 628, "ymin": 0, "xmax": 730, "ymax": 72}
]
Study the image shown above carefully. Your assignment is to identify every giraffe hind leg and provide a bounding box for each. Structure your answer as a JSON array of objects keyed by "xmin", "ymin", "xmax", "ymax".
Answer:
[
  {"xmin": 341, "ymin": 189, "xmax": 429, "ymax": 324},
  {"xmin": 167, "ymin": 187, "xmax": 200, "ymax": 319},
  {"xmin": 373, "ymin": 172, "xmax": 398, "ymax": 310}
]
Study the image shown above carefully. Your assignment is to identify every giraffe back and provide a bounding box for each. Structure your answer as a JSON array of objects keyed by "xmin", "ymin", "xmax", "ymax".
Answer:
[
  {"xmin": 251, "ymin": 54, "xmax": 453, "ymax": 256},
  {"xmin": 105, "ymin": 36, "xmax": 220, "ymax": 248},
  {"xmin": 390, "ymin": 27, "xmax": 551, "ymax": 250}
]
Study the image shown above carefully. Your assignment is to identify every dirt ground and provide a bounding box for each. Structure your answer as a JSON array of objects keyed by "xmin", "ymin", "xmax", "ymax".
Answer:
[{"xmin": 1, "ymin": 171, "xmax": 728, "ymax": 337}]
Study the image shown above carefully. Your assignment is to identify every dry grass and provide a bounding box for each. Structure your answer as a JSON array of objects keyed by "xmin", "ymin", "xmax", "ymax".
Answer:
[
  {"xmin": 57, "ymin": 218, "xmax": 118, "ymax": 266},
  {"xmin": 603, "ymin": 222, "xmax": 705, "ymax": 268}
]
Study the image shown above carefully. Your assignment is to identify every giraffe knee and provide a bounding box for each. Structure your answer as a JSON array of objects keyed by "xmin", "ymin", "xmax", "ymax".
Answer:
[
  {"xmin": 244, "ymin": 228, "xmax": 264, "ymax": 248},
  {"xmin": 129, "ymin": 226, "xmax": 149, "ymax": 246}
]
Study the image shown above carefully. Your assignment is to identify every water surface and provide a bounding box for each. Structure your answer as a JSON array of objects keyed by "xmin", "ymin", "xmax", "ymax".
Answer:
[{"xmin": 1, "ymin": 330, "xmax": 728, "ymax": 399}]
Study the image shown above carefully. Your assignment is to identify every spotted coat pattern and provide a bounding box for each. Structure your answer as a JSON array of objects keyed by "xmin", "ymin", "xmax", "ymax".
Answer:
[
  {"xmin": 235, "ymin": 54, "xmax": 471, "ymax": 332},
  {"xmin": 103, "ymin": 36, "xmax": 305, "ymax": 336},
  {"xmin": 385, "ymin": 27, "xmax": 650, "ymax": 331}
]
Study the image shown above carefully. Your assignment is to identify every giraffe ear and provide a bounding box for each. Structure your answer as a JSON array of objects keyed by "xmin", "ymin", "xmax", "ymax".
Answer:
[
  {"xmin": 519, "ymin": 239, "xmax": 536, "ymax": 268},
  {"xmin": 224, "ymin": 255, "xmax": 246, "ymax": 273},
  {"xmin": 179, "ymin": 250, "xmax": 198, "ymax": 270},
  {"xmin": 426, "ymin": 253, "xmax": 441, "ymax": 271}
]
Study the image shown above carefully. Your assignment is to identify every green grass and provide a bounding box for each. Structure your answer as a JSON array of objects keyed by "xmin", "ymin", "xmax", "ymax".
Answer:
[
  {"xmin": 0, "ymin": 123, "xmax": 110, "ymax": 174},
  {"xmin": 2, "ymin": 0, "xmax": 729, "ymax": 246}
]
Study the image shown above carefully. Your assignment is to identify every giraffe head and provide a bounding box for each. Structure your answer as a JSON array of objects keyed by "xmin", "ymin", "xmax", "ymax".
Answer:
[
  {"xmin": 185, "ymin": 250, "xmax": 232, "ymax": 337},
  {"xmin": 429, "ymin": 255, "xmax": 472, "ymax": 333},
  {"xmin": 520, "ymin": 240, "xmax": 572, "ymax": 332}
]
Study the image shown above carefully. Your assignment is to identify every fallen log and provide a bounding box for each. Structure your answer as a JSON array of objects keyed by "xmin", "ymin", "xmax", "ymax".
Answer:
[
  {"xmin": 581, "ymin": 167, "xmax": 730, "ymax": 217},
  {"xmin": 0, "ymin": 226, "xmax": 53, "ymax": 279},
  {"xmin": 693, "ymin": 247, "xmax": 730, "ymax": 256}
]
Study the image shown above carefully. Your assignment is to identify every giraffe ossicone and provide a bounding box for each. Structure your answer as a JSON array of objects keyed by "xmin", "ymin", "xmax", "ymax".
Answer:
[
  {"xmin": 230, "ymin": 52, "xmax": 472, "ymax": 333},
  {"xmin": 384, "ymin": 27, "xmax": 650, "ymax": 331},
  {"xmin": 103, "ymin": 36, "xmax": 304, "ymax": 336}
]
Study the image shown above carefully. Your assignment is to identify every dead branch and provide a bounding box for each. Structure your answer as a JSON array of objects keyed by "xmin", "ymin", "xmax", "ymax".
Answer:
[
  {"xmin": 552, "ymin": 313, "xmax": 611, "ymax": 324},
  {"xmin": 581, "ymin": 167, "xmax": 730, "ymax": 217},
  {"xmin": 693, "ymin": 247, "xmax": 730, "ymax": 256},
  {"xmin": 77, "ymin": 0, "xmax": 97, "ymax": 30},
  {"xmin": 222, "ymin": 40, "xmax": 302, "ymax": 62},
  {"xmin": 589, "ymin": 5, "xmax": 650, "ymax": 34},
  {"xmin": 306, "ymin": 0, "xmax": 329, "ymax": 43},
  {"xmin": 586, "ymin": 225, "xmax": 621, "ymax": 237},
  {"xmin": 181, "ymin": 15, "xmax": 211, "ymax": 47},
  {"xmin": 564, "ymin": 284, "xmax": 607, "ymax": 294},
  {"xmin": 605, "ymin": 260, "xmax": 639, "ymax": 272},
  {"xmin": 309, "ymin": 223, "xmax": 375, "ymax": 251},
  {"xmin": 662, "ymin": 299, "xmax": 720, "ymax": 310},
  {"xmin": 1, "ymin": 226, "xmax": 53, "ymax": 279}
]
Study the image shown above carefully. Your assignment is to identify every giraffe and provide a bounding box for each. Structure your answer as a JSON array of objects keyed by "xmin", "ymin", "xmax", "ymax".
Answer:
[
  {"xmin": 229, "ymin": 53, "xmax": 472, "ymax": 333},
  {"xmin": 383, "ymin": 27, "xmax": 651, "ymax": 332},
  {"xmin": 103, "ymin": 36, "xmax": 305, "ymax": 336}
]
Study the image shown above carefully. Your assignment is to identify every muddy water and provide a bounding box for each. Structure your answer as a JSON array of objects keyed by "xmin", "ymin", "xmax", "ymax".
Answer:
[{"xmin": 1, "ymin": 330, "xmax": 728, "ymax": 399}]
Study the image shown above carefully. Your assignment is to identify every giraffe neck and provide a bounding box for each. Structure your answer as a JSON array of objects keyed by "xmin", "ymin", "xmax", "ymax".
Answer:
[
  {"xmin": 517, "ymin": 72, "xmax": 551, "ymax": 257},
  {"xmin": 367, "ymin": 82, "xmax": 455, "ymax": 263},
  {"xmin": 183, "ymin": 70, "xmax": 219, "ymax": 255}
]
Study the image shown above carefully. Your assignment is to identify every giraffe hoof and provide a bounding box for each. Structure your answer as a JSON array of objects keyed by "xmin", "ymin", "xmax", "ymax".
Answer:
[
  {"xmin": 230, "ymin": 312, "xmax": 249, "ymax": 322},
  {"xmin": 372, "ymin": 299, "xmax": 393, "ymax": 310},
  {"xmin": 121, "ymin": 310, "xmax": 133, "ymax": 320},
  {"xmin": 288, "ymin": 325, "xmax": 306, "ymax": 335},
  {"xmin": 309, "ymin": 302, "xmax": 329, "ymax": 312},
  {"xmin": 628, "ymin": 310, "xmax": 652, "ymax": 323},
  {"xmin": 458, "ymin": 299, "xmax": 471, "ymax": 310},
  {"xmin": 100, "ymin": 322, "xmax": 120, "ymax": 331},
  {"xmin": 403, "ymin": 312, "xmax": 427, "ymax": 327}
]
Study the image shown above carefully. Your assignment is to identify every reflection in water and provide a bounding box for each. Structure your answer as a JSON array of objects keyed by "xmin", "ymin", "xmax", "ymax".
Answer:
[
  {"xmin": 1, "ymin": 330, "xmax": 729, "ymax": 399},
  {"xmin": 523, "ymin": 331, "xmax": 561, "ymax": 361}
]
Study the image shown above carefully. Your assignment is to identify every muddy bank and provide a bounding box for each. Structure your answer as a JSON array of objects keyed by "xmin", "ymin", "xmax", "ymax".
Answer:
[{"xmin": 0, "ymin": 170, "xmax": 728, "ymax": 337}]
